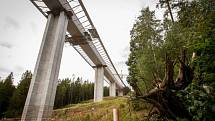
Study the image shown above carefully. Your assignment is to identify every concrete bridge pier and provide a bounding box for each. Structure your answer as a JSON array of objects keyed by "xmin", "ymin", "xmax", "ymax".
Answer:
[
  {"xmin": 118, "ymin": 90, "xmax": 123, "ymax": 96},
  {"xmin": 94, "ymin": 66, "xmax": 104, "ymax": 102},
  {"xmin": 109, "ymin": 82, "xmax": 116, "ymax": 97},
  {"xmin": 21, "ymin": 11, "xmax": 68, "ymax": 121}
]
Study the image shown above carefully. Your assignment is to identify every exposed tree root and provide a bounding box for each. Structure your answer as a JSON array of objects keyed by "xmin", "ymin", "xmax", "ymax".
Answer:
[{"xmin": 137, "ymin": 50, "xmax": 193, "ymax": 120}]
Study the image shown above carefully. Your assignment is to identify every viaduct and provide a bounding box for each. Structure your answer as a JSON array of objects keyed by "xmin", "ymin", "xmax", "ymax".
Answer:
[{"xmin": 21, "ymin": 0, "xmax": 126, "ymax": 120}]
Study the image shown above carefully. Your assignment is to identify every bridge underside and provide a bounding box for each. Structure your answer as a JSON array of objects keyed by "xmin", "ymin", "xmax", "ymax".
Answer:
[{"xmin": 21, "ymin": 0, "xmax": 125, "ymax": 120}]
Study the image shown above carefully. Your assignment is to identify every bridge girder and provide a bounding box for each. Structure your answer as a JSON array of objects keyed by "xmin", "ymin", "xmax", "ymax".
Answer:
[{"xmin": 21, "ymin": 0, "xmax": 125, "ymax": 120}]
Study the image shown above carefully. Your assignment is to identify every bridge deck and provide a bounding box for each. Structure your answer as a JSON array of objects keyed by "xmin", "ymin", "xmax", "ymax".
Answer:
[{"xmin": 29, "ymin": 0, "xmax": 125, "ymax": 89}]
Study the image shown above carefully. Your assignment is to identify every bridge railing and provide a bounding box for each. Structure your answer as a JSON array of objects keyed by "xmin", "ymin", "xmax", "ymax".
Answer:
[
  {"xmin": 29, "ymin": 0, "xmax": 126, "ymax": 88},
  {"xmin": 70, "ymin": 0, "xmax": 126, "ymax": 87}
]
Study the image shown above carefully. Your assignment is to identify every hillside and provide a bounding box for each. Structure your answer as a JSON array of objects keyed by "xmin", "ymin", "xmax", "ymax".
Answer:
[{"xmin": 51, "ymin": 97, "xmax": 149, "ymax": 121}]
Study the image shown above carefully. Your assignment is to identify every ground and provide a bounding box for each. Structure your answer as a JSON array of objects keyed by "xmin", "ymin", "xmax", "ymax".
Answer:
[{"xmin": 51, "ymin": 96, "xmax": 149, "ymax": 121}]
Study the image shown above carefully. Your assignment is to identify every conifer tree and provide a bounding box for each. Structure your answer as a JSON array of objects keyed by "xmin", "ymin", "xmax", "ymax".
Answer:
[{"xmin": 0, "ymin": 73, "xmax": 15, "ymax": 117}]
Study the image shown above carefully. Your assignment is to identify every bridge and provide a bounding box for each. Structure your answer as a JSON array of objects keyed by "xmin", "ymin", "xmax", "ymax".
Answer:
[{"xmin": 21, "ymin": 0, "xmax": 126, "ymax": 120}]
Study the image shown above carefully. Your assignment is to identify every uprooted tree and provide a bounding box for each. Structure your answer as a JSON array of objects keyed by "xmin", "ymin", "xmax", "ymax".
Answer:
[
  {"xmin": 139, "ymin": 50, "xmax": 193, "ymax": 120},
  {"xmin": 127, "ymin": 0, "xmax": 215, "ymax": 120}
]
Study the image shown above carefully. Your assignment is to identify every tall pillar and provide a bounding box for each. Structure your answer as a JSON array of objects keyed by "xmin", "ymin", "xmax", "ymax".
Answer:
[
  {"xmin": 21, "ymin": 11, "xmax": 68, "ymax": 121},
  {"xmin": 109, "ymin": 82, "xmax": 116, "ymax": 97},
  {"xmin": 94, "ymin": 66, "xmax": 104, "ymax": 102},
  {"xmin": 118, "ymin": 90, "xmax": 123, "ymax": 96}
]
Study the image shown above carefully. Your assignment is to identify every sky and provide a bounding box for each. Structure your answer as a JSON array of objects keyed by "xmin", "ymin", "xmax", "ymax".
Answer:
[{"xmin": 0, "ymin": 0, "xmax": 163, "ymax": 85}]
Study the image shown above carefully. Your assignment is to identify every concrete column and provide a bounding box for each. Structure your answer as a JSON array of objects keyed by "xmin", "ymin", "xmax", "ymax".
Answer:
[
  {"xmin": 118, "ymin": 90, "xmax": 123, "ymax": 96},
  {"xmin": 94, "ymin": 66, "xmax": 104, "ymax": 102},
  {"xmin": 21, "ymin": 11, "xmax": 68, "ymax": 121},
  {"xmin": 109, "ymin": 82, "xmax": 116, "ymax": 97}
]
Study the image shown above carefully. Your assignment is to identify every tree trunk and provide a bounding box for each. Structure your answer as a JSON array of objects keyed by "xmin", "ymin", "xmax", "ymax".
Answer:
[{"xmin": 138, "ymin": 50, "xmax": 193, "ymax": 120}]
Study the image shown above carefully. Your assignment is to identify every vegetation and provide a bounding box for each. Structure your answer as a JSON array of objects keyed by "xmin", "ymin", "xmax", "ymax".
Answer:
[
  {"xmin": 0, "ymin": 71, "xmax": 110, "ymax": 119},
  {"xmin": 51, "ymin": 97, "xmax": 149, "ymax": 121},
  {"xmin": 0, "ymin": 73, "xmax": 15, "ymax": 118},
  {"xmin": 54, "ymin": 77, "xmax": 109, "ymax": 109},
  {"xmin": 127, "ymin": 0, "xmax": 215, "ymax": 120},
  {"xmin": 5, "ymin": 71, "xmax": 32, "ymax": 118}
]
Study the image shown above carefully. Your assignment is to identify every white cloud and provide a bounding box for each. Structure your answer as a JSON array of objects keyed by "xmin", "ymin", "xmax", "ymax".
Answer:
[
  {"xmin": 3, "ymin": 16, "xmax": 21, "ymax": 30},
  {"xmin": 0, "ymin": 41, "xmax": 13, "ymax": 49}
]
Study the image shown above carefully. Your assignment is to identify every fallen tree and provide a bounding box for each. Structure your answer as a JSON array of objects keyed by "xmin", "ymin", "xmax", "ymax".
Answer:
[{"xmin": 138, "ymin": 50, "xmax": 194, "ymax": 120}]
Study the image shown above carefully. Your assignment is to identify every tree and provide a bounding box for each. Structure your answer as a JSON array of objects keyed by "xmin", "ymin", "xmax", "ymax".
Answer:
[
  {"xmin": 104, "ymin": 86, "xmax": 109, "ymax": 96},
  {"xmin": 127, "ymin": 0, "xmax": 215, "ymax": 120},
  {"xmin": 54, "ymin": 77, "xmax": 98, "ymax": 108},
  {"xmin": 175, "ymin": 0, "xmax": 215, "ymax": 120},
  {"xmin": 54, "ymin": 78, "xmax": 71, "ymax": 108},
  {"xmin": 0, "ymin": 79, "xmax": 5, "ymax": 117},
  {"xmin": 0, "ymin": 73, "xmax": 15, "ymax": 118},
  {"xmin": 5, "ymin": 71, "xmax": 32, "ymax": 117},
  {"xmin": 127, "ymin": 7, "xmax": 164, "ymax": 95}
]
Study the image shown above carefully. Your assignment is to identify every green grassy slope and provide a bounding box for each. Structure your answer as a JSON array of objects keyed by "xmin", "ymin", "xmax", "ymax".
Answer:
[{"xmin": 51, "ymin": 97, "xmax": 148, "ymax": 121}]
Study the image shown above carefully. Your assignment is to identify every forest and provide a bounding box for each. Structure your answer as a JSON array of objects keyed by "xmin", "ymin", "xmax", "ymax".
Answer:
[
  {"xmin": 0, "ymin": 71, "xmax": 109, "ymax": 118},
  {"xmin": 127, "ymin": 0, "xmax": 215, "ymax": 120}
]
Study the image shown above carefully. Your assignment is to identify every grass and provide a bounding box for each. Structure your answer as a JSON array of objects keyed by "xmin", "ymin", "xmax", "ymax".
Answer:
[{"xmin": 51, "ymin": 96, "xmax": 149, "ymax": 121}]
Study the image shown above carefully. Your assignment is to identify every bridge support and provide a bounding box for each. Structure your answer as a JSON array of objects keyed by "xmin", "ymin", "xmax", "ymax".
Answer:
[
  {"xmin": 21, "ymin": 11, "xmax": 68, "ymax": 121},
  {"xmin": 118, "ymin": 90, "xmax": 123, "ymax": 96},
  {"xmin": 109, "ymin": 82, "xmax": 116, "ymax": 97},
  {"xmin": 94, "ymin": 66, "xmax": 104, "ymax": 102}
]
